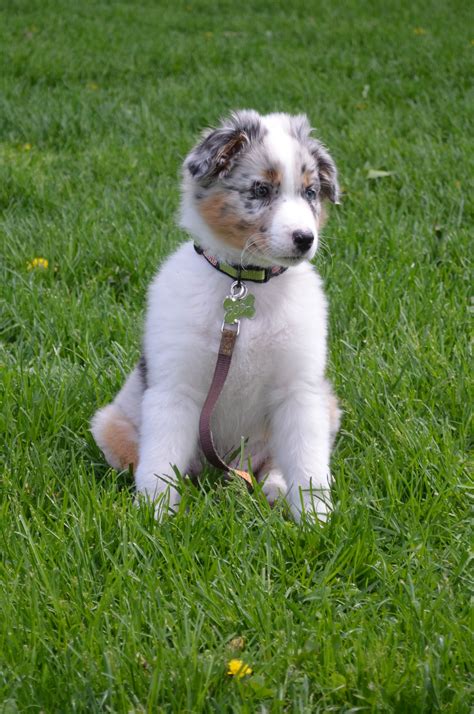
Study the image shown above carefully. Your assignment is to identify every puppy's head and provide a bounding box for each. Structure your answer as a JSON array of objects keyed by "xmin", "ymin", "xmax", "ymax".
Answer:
[{"xmin": 180, "ymin": 110, "xmax": 339, "ymax": 267}]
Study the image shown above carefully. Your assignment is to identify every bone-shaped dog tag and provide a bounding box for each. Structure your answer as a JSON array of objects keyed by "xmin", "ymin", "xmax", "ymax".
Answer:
[{"xmin": 223, "ymin": 293, "xmax": 256, "ymax": 323}]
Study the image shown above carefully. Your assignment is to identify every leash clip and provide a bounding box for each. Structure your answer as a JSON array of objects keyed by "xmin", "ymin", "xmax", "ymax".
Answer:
[{"xmin": 221, "ymin": 319, "xmax": 240, "ymax": 335}]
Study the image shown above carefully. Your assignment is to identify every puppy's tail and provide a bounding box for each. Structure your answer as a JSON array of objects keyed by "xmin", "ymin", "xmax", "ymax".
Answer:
[{"xmin": 91, "ymin": 403, "xmax": 139, "ymax": 472}]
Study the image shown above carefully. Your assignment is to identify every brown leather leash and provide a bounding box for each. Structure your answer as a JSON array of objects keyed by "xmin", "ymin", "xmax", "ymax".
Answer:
[{"xmin": 198, "ymin": 280, "xmax": 255, "ymax": 488}]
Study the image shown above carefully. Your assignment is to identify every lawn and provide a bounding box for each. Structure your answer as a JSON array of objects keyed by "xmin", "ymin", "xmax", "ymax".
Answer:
[{"xmin": 0, "ymin": 0, "xmax": 472, "ymax": 711}]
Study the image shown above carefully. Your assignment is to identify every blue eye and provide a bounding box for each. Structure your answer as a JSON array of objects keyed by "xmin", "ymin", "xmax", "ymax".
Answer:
[{"xmin": 304, "ymin": 187, "xmax": 317, "ymax": 201}]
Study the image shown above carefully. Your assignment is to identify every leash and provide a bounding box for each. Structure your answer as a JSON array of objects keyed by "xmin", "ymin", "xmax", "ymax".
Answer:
[{"xmin": 198, "ymin": 280, "xmax": 256, "ymax": 488}]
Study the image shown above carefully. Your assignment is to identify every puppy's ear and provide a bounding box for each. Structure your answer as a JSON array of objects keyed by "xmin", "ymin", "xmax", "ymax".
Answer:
[
  {"xmin": 185, "ymin": 110, "xmax": 263, "ymax": 184},
  {"xmin": 291, "ymin": 115, "xmax": 340, "ymax": 204},
  {"xmin": 185, "ymin": 127, "xmax": 248, "ymax": 182},
  {"xmin": 311, "ymin": 141, "xmax": 340, "ymax": 204}
]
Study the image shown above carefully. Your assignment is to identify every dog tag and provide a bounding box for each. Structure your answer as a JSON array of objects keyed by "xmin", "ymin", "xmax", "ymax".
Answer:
[{"xmin": 223, "ymin": 293, "xmax": 256, "ymax": 323}]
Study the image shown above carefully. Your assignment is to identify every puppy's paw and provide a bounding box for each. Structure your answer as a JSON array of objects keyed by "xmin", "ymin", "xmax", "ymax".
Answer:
[
  {"xmin": 287, "ymin": 484, "xmax": 332, "ymax": 524},
  {"xmin": 134, "ymin": 481, "xmax": 181, "ymax": 521},
  {"xmin": 91, "ymin": 403, "xmax": 138, "ymax": 471},
  {"xmin": 261, "ymin": 469, "xmax": 287, "ymax": 506}
]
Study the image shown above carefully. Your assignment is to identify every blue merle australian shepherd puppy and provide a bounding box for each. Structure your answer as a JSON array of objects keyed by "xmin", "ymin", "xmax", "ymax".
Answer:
[{"xmin": 92, "ymin": 109, "xmax": 341, "ymax": 522}]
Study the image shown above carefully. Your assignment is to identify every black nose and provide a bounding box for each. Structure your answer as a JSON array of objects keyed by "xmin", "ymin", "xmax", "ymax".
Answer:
[{"xmin": 292, "ymin": 230, "xmax": 314, "ymax": 252}]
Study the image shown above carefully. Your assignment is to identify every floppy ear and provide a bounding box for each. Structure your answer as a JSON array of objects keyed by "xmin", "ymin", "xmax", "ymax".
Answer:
[
  {"xmin": 185, "ymin": 127, "xmax": 249, "ymax": 182},
  {"xmin": 312, "ymin": 141, "xmax": 340, "ymax": 204},
  {"xmin": 184, "ymin": 110, "xmax": 263, "ymax": 184}
]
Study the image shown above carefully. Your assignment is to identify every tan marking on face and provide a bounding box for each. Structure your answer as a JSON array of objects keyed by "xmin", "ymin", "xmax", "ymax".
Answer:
[
  {"xmin": 199, "ymin": 191, "xmax": 265, "ymax": 249},
  {"xmin": 263, "ymin": 167, "xmax": 282, "ymax": 185},
  {"xmin": 302, "ymin": 170, "xmax": 316, "ymax": 188},
  {"xmin": 102, "ymin": 416, "xmax": 139, "ymax": 472}
]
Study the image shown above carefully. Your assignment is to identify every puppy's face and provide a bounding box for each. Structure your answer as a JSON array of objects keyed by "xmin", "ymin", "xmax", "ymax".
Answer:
[{"xmin": 180, "ymin": 110, "xmax": 339, "ymax": 267}]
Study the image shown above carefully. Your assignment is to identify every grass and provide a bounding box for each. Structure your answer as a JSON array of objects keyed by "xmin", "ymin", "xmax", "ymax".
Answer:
[{"xmin": 0, "ymin": 0, "xmax": 472, "ymax": 710}]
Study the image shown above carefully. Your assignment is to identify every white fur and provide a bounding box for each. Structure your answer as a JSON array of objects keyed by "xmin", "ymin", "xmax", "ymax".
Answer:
[
  {"xmin": 92, "ymin": 112, "xmax": 340, "ymax": 523},
  {"xmin": 132, "ymin": 241, "xmax": 332, "ymax": 522},
  {"xmin": 261, "ymin": 114, "xmax": 319, "ymax": 262}
]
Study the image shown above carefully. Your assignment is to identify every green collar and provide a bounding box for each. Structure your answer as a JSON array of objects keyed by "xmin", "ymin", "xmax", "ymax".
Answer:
[{"xmin": 193, "ymin": 243, "xmax": 287, "ymax": 283}]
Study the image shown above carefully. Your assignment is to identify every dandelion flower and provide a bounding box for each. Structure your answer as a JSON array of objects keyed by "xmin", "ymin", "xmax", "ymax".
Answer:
[
  {"xmin": 22, "ymin": 143, "xmax": 32, "ymax": 151},
  {"xmin": 413, "ymin": 27, "xmax": 427, "ymax": 35},
  {"xmin": 227, "ymin": 659, "xmax": 252, "ymax": 678},
  {"xmin": 27, "ymin": 257, "xmax": 49, "ymax": 271}
]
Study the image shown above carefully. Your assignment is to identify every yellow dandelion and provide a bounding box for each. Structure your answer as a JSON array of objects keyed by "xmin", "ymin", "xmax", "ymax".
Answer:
[
  {"xmin": 22, "ymin": 143, "xmax": 32, "ymax": 151},
  {"xmin": 413, "ymin": 27, "xmax": 427, "ymax": 35},
  {"xmin": 27, "ymin": 257, "xmax": 49, "ymax": 271},
  {"xmin": 86, "ymin": 81, "xmax": 99, "ymax": 91},
  {"xmin": 227, "ymin": 659, "xmax": 252, "ymax": 678}
]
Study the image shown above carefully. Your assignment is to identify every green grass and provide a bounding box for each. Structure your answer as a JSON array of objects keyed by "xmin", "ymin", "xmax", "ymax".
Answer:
[{"xmin": 1, "ymin": 0, "xmax": 472, "ymax": 711}]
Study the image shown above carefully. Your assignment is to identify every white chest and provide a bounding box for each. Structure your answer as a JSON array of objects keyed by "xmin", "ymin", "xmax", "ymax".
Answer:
[{"xmin": 143, "ymin": 243, "xmax": 328, "ymax": 453}]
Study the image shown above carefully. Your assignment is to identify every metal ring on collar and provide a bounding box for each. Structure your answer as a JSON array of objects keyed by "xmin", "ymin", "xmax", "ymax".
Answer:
[{"xmin": 230, "ymin": 280, "xmax": 248, "ymax": 300}]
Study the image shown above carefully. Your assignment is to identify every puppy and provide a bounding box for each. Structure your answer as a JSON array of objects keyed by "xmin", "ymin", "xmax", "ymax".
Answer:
[{"xmin": 91, "ymin": 110, "xmax": 341, "ymax": 522}]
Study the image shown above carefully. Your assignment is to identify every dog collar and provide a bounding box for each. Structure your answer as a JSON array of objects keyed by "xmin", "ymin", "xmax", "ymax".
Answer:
[{"xmin": 194, "ymin": 243, "xmax": 287, "ymax": 283}]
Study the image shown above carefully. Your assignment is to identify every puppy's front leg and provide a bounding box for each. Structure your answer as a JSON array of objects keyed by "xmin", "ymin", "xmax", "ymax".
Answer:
[
  {"xmin": 270, "ymin": 384, "xmax": 332, "ymax": 523},
  {"xmin": 135, "ymin": 386, "xmax": 199, "ymax": 517}
]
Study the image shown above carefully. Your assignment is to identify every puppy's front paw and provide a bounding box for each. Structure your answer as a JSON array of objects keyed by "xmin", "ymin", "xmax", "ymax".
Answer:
[
  {"xmin": 261, "ymin": 469, "xmax": 287, "ymax": 506},
  {"xmin": 287, "ymin": 483, "xmax": 332, "ymax": 524},
  {"xmin": 134, "ymin": 473, "xmax": 181, "ymax": 521},
  {"xmin": 134, "ymin": 490, "xmax": 180, "ymax": 521}
]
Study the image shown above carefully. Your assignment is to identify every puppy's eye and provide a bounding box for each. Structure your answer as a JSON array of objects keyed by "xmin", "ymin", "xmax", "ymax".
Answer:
[
  {"xmin": 251, "ymin": 182, "xmax": 271, "ymax": 199},
  {"xmin": 304, "ymin": 187, "xmax": 317, "ymax": 201}
]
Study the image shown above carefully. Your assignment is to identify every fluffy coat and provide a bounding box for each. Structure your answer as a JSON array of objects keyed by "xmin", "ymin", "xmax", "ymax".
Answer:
[{"xmin": 91, "ymin": 110, "xmax": 341, "ymax": 522}]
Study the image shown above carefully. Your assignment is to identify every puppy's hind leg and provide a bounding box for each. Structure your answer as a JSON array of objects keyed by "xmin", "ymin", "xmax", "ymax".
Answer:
[
  {"xmin": 91, "ymin": 364, "xmax": 144, "ymax": 472},
  {"xmin": 91, "ymin": 403, "xmax": 139, "ymax": 471}
]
